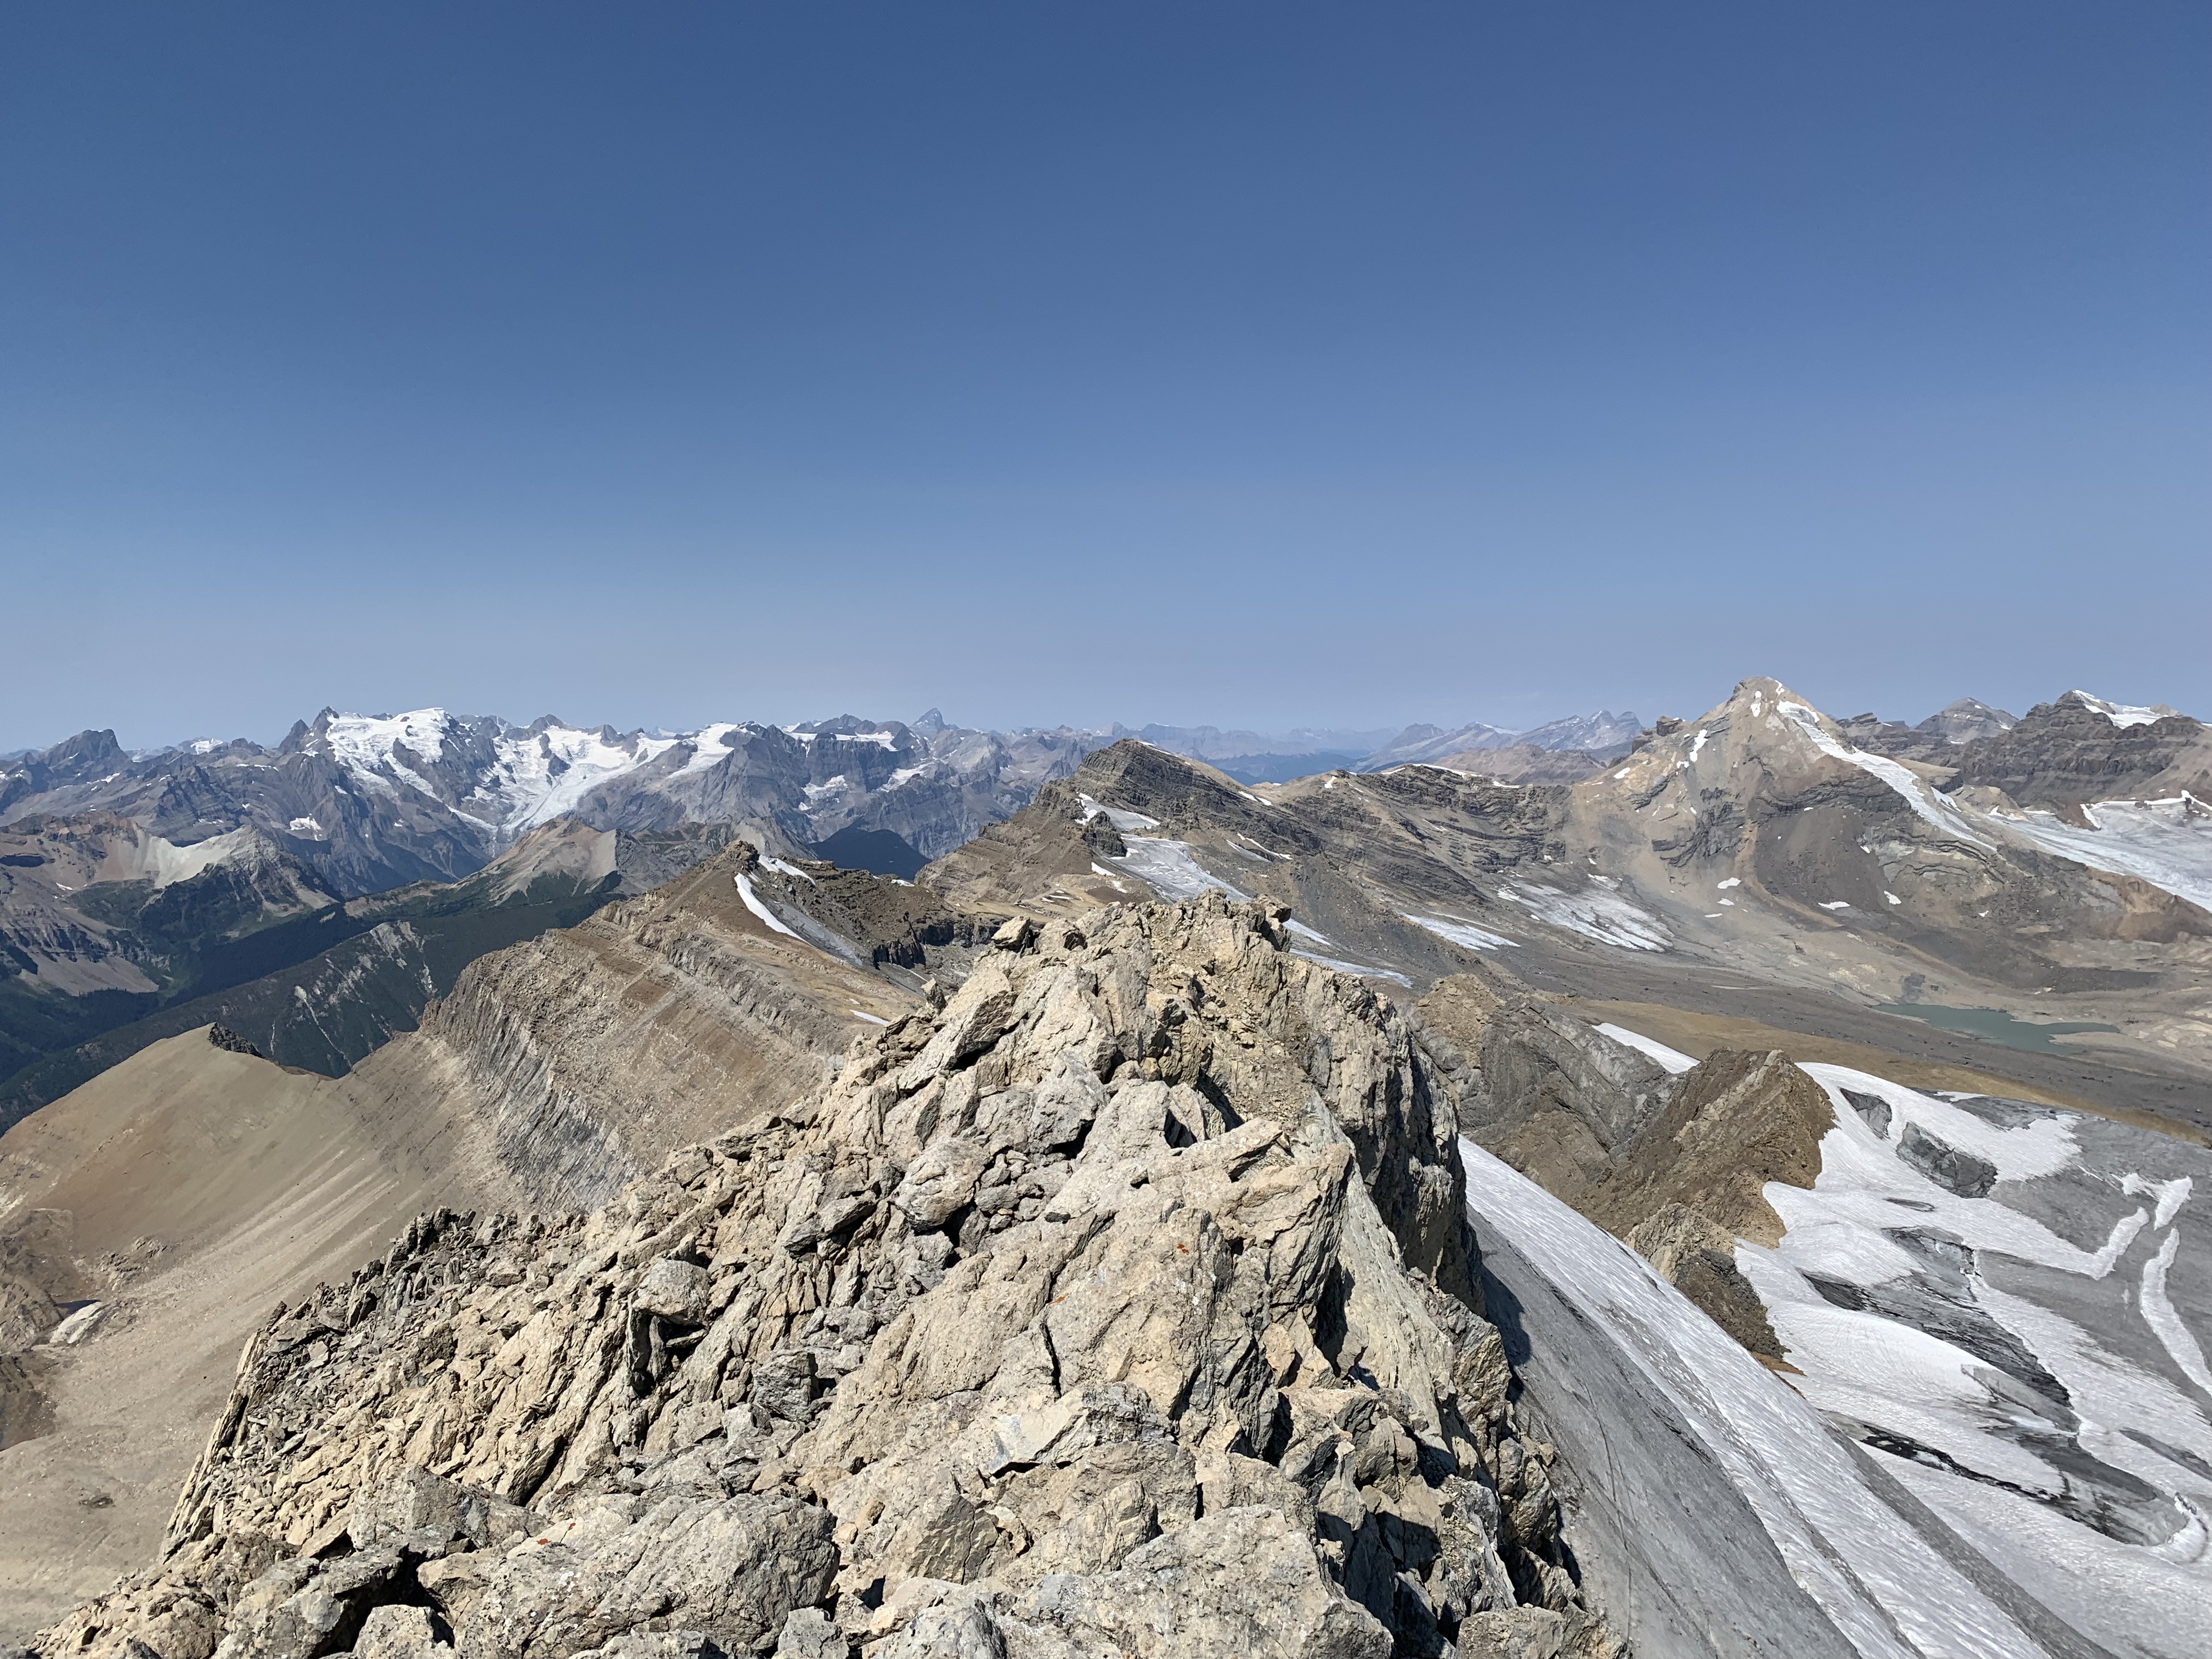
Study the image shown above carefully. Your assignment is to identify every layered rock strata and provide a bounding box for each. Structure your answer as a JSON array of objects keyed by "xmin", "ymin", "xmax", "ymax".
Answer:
[{"xmin": 32, "ymin": 896, "xmax": 1616, "ymax": 1659}]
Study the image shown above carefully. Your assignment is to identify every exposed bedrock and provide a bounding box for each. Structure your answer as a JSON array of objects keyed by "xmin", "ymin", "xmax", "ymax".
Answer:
[{"xmin": 31, "ymin": 895, "xmax": 1618, "ymax": 1659}]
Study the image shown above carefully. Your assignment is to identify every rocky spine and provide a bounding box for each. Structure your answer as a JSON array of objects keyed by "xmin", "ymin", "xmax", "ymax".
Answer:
[{"xmin": 32, "ymin": 895, "xmax": 1615, "ymax": 1659}]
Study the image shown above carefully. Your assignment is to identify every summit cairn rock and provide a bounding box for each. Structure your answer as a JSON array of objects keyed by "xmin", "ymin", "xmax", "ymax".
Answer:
[{"xmin": 31, "ymin": 893, "xmax": 1618, "ymax": 1659}]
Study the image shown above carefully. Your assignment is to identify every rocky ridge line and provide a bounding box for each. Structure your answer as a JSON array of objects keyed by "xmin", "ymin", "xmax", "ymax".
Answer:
[{"xmin": 28, "ymin": 894, "xmax": 1617, "ymax": 1659}]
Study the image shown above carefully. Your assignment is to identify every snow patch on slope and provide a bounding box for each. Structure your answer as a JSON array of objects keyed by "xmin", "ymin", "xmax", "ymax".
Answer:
[
  {"xmin": 499, "ymin": 727, "xmax": 672, "ymax": 834},
  {"xmin": 1723, "ymin": 1062, "xmax": 2212, "ymax": 1658},
  {"xmin": 1594, "ymin": 1024, "xmax": 1696, "ymax": 1073},
  {"xmin": 1403, "ymin": 913, "xmax": 1520, "ymax": 952},
  {"xmin": 1113, "ymin": 838, "xmax": 1246, "ymax": 904},
  {"xmin": 1077, "ymin": 795, "xmax": 1161, "ymax": 833},
  {"xmin": 1498, "ymin": 879, "xmax": 1669, "ymax": 951},
  {"xmin": 1775, "ymin": 701, "xmax": 1991, "ymax": 848},
  {"xmin": 1996, "ymin": 795, "xmax": 2212, "ymax": 913},
  {"xmin": 2068, "ymin": 692, "xmax": 2176, "ymax": 729},
  {"xmin": 732, "ymin": 872, "xmax": 802, "ymax": 939}
]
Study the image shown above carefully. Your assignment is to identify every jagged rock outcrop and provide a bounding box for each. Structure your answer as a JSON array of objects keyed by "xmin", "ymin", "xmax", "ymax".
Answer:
[
  {"xmin": 32, "ymin": 896, "xmax": 1617, "ymax": 1659},
  {"xmin": 1921, "ymin": 692, "xmax": 2209, "ymax": 810},
  {"xmin": 1458, "ymin": 1005, "xmax": 1835, "ymax": 1364},
  {"xmin": 207, "ymin": 1026, "xmax": 264, "ymax": 1059}
]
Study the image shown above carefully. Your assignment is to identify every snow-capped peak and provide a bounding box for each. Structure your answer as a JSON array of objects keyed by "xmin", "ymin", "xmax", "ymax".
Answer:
[
  {"xmin": 2063, "ymin": 691, "xmax": 2180, "ymax": 729},
  {"xmin": 323, "ymin": 708, "xmax": 454, "ymax": 770}
]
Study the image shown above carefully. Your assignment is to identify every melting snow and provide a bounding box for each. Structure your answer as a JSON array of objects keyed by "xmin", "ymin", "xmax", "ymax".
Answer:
[
  {"xmin": 2123, "ymin": 1173, "xmax": 2193, "ymax": 1231},
  {"xmin": 1403, "ymin": 912, "xmax": 1519, "ymax": 952},
  {"xmin": 1775, "ymin": 702, "xmax": 1992, "ymax": 848},
  {"xmin": 1078, "ymin": 795, "xmax": 1161, "ymax": 832},
  {"xmin": 732, "ymin": 872, "xmax": 802, "ymax": 939},
  {"xmin": 2069, "ymin": 691, "xmax": 2172, "ymax": 729},
  {"xmin": 1734, "ymin": 1062, "xmax": 2212, "ymax": 1656},
  {"xmin": 1462, "ymin": 1141, "xmax": 2046, "ymax": 1658},
  {"xmin": 1291, "ymin": 949, "xmax": 1411, "ymax": 987},
  {"xmin": 41, "ymin": 1302, "xmax": 107, "ymax": 1346},
  {"xmin": 1114, "ymin": 838, "xmax": 1245, "ymax": 904},
  {"xmin": 670, "ymin": 723, "xmax": 743, "ymax": 778},
  {"xmin": 760, "ymin": 857, "xmax": 816, "ymax": 883},
  {"xmin": 2142, "ymin": 1229, "xmax": 2212, "ymax": 1399},
  {"xmin": 1498, "ymin": 881, "xmax": 1670, "ymax": 951}
]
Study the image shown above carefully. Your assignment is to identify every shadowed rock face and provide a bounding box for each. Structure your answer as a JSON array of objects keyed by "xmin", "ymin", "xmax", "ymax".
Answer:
[{"xmin": 30, "ymin": 896, "xmax": 1618, "ymax": 1659}]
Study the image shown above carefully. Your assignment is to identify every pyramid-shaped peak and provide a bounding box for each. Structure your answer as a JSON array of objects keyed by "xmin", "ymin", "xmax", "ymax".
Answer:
[{"xmin": 1707, "ymin": 676, "xmax": 1831, "ymax": 727}]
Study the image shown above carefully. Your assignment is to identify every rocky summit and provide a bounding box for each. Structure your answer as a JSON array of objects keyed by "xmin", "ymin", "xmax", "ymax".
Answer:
[{"xmin": 24, "ymin": 895, "xmax": 1614, "ymax": 1659}]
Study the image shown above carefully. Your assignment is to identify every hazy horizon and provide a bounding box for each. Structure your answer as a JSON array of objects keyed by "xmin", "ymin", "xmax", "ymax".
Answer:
[{"xmin": 1, "ymin": 680, "xmax": 2158, "ymax": 763}]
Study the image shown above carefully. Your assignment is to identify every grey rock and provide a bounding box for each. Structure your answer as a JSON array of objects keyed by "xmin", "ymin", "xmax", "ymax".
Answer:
[
  {"xmin": 349, "ymin": 1605, "xmax": 450, "ymax": 1659},
  {"xmin": 345, "ymin": 1466, "xmax": 532, "ymax": 1554},
  {"xmin": 1897, "ymin": 1121, "xmax": 1997, "ymax": 1198},
  {"xmin": 456, "ymin": 1492, "xmax": 836, "ymax": 1659},
  {"xmin": 212, "ymin": 1549, "xmax": 408, "ymax": 1659},
  {"xmin": 635, "ymin": 1259, "xmax": 714, "ymax": 1323},
  {"xmin": 891, "ymin": 1133, "xmax": 991, "ymax": 1231},
  {"xmin": 770, "ymin": 1609, "xmax": 843, "ymax": 1658},
  {"xmin": 1476, "ymin": 1000, "xmax": 1674, "ymax": 1152},
  {"xmin": 568, "ymin": 1634, "xmax": 727, "ymax": 1659},
  {"xmin": 1840, "ymin": 1088, "xmax": 1892, "ymax": 1137},
  {"xmin": 883, "ymin": 1507, "xmax": 1395, "ymax": 1659}
]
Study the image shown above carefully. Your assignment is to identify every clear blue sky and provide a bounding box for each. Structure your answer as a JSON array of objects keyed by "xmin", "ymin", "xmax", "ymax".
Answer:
[{"xmin": 4, "ymin": 2, "xmax": 2207, "ymax": 750}]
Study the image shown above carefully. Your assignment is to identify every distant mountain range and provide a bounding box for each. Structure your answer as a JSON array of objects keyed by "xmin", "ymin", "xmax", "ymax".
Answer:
[
  {"xmin": 7, "ymin": 682, "xmax": 2203, "ymax": 1126},
  {"xmin": 0, "ymin": 703, "xmax": 1662, "ymax": 895},
  {"xmin": 924, "ymin": 679, "xmax": 2212, "ymax": 1111},
  {"xmin": 0, "ymin": 707, "xmax": 1116, "ymax": 899},
  {"xmin": 0, "ymin": 698, "xmax": 1644, "ymax": 1118}
]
